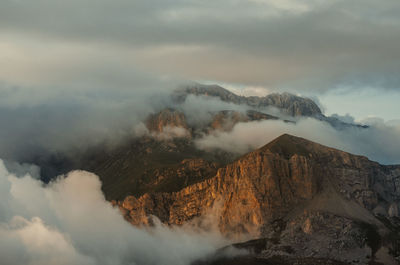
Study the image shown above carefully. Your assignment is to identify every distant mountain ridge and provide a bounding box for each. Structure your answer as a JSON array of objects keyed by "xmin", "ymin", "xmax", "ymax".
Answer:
[
  {"xmin": 173, "ymin": 83, "xmax": 368, "ymax": 129},
  {"xmin": 173, "ymin": 84, "xmax": 322, "ymax": 117}
]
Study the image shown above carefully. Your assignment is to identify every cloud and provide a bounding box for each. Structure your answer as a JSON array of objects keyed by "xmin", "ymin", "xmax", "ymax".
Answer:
[
  {"xmin": 177, "ymin": 93, "xmax": 288, "ymax": 129},
  {"xmin": 329, "ymin": 113, "xmax": 355, "ymax": 124},
  {"xmin": 0, "ymin": 0, "xmax": 399, "ymax": 162},
  {"xmin": 0, "ymin": 160, "xmax": 226, "ymax": 265},
  {"xmin": 195, "ymin": 118, "xmax": 400, "ymax": 165},
  {"xmin": 0, "ymin": 0, "xmax": 399, "ymax": 93},
  {"xmin": 0, "ymin": 73, "xmax": 181, "ymax": 161}
]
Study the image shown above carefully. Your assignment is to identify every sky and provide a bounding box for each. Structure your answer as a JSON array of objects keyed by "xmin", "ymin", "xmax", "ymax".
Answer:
[{"xmin": 0, "ymin": 0, "xmax": 400, "ymax": 121}]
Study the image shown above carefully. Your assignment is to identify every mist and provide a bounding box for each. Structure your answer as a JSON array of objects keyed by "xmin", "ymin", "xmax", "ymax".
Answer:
[
  {"xmin": 195, "ymin": 117, "xmax": 400, "ymax": 165},
  {"xmin": 0, "ymin": 77, "xmax": 179, "ymax": 162},
  {"xmin": 176, "ymin": 93, "xmax": 287, "ymax": 128},
  {"xmin": 0, "ymin": 160, "xmax": 226, "ymax": 265}
]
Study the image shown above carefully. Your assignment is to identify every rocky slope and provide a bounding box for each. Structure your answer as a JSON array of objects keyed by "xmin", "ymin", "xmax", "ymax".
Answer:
[{"xmin": 118, "ymin": 134, "xmax": 400, "ymax": 264}]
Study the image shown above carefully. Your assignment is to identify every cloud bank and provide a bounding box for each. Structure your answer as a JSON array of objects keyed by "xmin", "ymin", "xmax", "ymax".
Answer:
[
  {"xmin": 0, "ymin": 160, "xmax": 224, "ymax": 265},
  {"xmin": 1, "ymin": 0, "xmax": 400, "ymax": 92},
  {"xmin": 195, "ymin": 118, "xmax": 400, "ymax": 165},
  {"xmin": 0, "ymin": 76, "xmax": 180, "ymax": 162},
  {"xmin": 0, "ymin": 0, "xmax": 399, "ymax": 162}
]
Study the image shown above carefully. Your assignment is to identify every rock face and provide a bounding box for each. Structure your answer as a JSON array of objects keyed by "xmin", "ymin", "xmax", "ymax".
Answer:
[
  {"xmin": 173, "ymin": 84, "xmax": 322, "ymax": 117},
  {"xmin": 119, "ymin": 134, "xmax": 400, "ymax": 264},
  {"xmin": 146, "ymin": 108, "xmax": 189, "ymax": 133}
]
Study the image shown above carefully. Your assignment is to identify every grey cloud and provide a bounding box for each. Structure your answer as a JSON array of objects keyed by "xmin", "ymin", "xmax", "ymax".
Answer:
[
  {"xmin": 1, "ymin": 0, "xmax": 400, "ymax": 92},
  {"xmin": 330, "ymin": 113, "xmax": 355, "ymax": 124},
  {"xmin": 0, "ymin": 75, "xmax": 178, "ymax": 161}
]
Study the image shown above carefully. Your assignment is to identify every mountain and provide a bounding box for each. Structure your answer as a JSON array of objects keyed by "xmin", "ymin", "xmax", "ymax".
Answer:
[
  {"xmin": 20, "ymin": 84, "xmax": 382, "ymax": 264},
  {"xmin": 20, "ymin": 87, "xmax": 395, "ymax": 264},
  {"xmin": 117, "ymin": 134, "xmax": 400, "ymax": 264}
]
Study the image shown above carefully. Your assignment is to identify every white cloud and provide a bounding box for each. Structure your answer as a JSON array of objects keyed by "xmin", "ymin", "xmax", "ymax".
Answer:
[
  {"xmin": 195, "ymin": 118, "xmax": 400, "ymax": 165},
  {"xmin": 0, "ymin": 160, "xmax": 226, "ymax": 265}
]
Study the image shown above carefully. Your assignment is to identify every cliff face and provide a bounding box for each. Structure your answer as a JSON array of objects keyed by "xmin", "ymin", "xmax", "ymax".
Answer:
[{"xmin": 119, "ymin": 134, "xmax": 400, "ymax": 263}]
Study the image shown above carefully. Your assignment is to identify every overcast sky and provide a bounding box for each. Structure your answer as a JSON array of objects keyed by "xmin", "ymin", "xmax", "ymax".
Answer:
[{"xmin": 0, "ymin": 0, "xmax": 399, "ymax": 120}]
